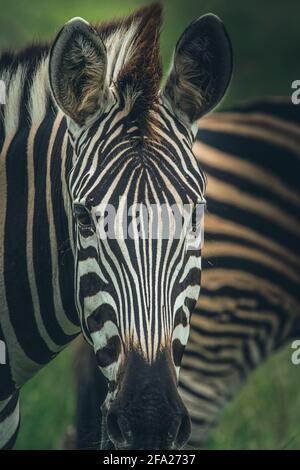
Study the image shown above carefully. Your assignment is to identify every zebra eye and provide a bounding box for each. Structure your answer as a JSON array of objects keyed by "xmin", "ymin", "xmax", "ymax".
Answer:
[{"xmin": 73, "ymin": 203, "xmax": 92, "ymax": 228}]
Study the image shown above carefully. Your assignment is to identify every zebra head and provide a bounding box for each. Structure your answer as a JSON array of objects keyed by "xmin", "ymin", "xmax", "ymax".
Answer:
[{"xmin": 49, "ymin": 4, "xmax": 232, "ymax": 450}]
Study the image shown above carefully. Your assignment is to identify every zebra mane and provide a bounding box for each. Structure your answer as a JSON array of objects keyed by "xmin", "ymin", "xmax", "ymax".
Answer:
[
  {"xmin": 96, "ymin": 3, "xmax": 163, "ymax": 135},
  {"xmin": 0, "ymin": 3, "xmax": 163, "ymax": 136}
]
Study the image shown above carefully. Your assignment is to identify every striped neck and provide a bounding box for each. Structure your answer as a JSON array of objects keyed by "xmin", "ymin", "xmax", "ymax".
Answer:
[{"xmin": 0, "ymin": 57, "xmax": 80, "ymax": 391}]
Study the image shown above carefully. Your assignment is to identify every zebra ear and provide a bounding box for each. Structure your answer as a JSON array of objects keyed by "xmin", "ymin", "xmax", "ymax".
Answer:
[
  {"xmin": 49, "ymin": 17, "xmax": 109, "ymax": 127},
  {"xmin": 162, "ymin": 14, "xmax": 233, "ymax": 127}
]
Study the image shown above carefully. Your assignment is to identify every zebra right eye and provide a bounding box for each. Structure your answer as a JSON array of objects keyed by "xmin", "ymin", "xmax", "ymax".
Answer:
[{"xmin": 73, "ymin": 204, "xmax": 92, "ymax": 228}]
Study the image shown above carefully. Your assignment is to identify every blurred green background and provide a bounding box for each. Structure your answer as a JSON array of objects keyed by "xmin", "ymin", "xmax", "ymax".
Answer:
[
  {"xmin": 1, "ymin": 0, "xmax": 300, "ymax": 105},
  {"xmin": 1, "ymin": 0, "xmax": 300, "ymax": 450}
]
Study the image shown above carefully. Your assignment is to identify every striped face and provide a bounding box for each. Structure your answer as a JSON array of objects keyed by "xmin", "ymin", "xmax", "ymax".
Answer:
[
  {"xmin": 49, "ymin": 6, "xmax": 232, "ymax": 450},
  {"xmin": 69, "ymin": 97, "xmax": 206, "ymax": 383}
]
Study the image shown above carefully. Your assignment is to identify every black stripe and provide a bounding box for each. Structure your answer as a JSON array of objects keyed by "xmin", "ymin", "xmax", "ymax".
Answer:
[
  {"xmin": 222, "ymin": 99, "xmax": 300, "ymax": 126},
  {"xmin": 4, "ymin": 126, "xmax": 52, "ymax": 363},
  {"xmin": 172, "ymin": 338, "xmax": 185, "ymax": 367},
  {"xmin": 0, "ymin": 392, "xmax": 19, "ymax": 422},
  {"xmin": 50, "ymin": 119, "xmax": 79, "ymax": 328},
  {"xmin": 179, "ymin": 380, "xmax": 216, "ymax": 404},
  {"xmin": 96, "ymin": 336, "xmax": 121, "ymax": 368},
  {"xmin": 33, "ymin": 114, "xmax": 73, "ymax": 346},
  {"xmin": 206, "ymin": 198, "xmax": 300, "ymax": 259},
  {"xmin": 204, "ymin": 231, "xmax": 300, "ymax": 274},
  {"xmin": 205, "ymin": 255, "xmax": 300, "ymax": 300},
  {"xmin": 197, "ymin": 128, "xmax": 300, "ymax": 191},
  {"xmin": 0, "ymin": 104, "xmax": 4, "ymax": 152},
  {"xmin": 0, "ymin": 324, "xmax": 15, "ymax": 400},
  {"xmin": 87, "ymin": 304, "xmax": 117, "ymax": 334},
  {"xmin": 202, "ymin": 161, "xmax": 300, "ymax": 219}
]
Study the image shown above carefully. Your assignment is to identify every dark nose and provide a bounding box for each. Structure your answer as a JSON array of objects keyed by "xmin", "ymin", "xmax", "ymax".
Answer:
[
  {"xmin": 105, "ymin": 350, "xmax": 191, "ymax": 449},
  {"xmin": 106, "ymin": 406, "xmax": 191, "ymax": 450}
]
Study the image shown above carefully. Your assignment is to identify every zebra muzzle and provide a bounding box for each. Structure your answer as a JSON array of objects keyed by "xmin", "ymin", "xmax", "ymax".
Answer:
[{"xmin": 104, "ymin": 350, "xmax": 191, "ymax": 450}]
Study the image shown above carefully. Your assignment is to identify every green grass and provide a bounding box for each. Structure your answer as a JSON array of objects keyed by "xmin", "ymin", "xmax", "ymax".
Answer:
[
  {"xmin": 15, "ymin": 347, "xmax": 75, "ymax": 450},
  {"xmin": 2, "ymin": 0, "xmax": 300, "ymax": 450}
]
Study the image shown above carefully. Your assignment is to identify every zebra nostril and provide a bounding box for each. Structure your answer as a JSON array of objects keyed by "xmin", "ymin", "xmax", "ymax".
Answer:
[
  {"xmin": 174, "ymin": 412, "xmax": 191, "ymax": 448},
  {"xmin": 106, "ymin": 411, "xmax": 132, "ymax": 446}
]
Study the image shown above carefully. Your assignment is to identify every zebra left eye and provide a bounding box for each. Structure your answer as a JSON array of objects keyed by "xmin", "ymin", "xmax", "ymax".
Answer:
[{"xmin": 73, "ymin": 203, "xmax": 92, "ymax": 228}]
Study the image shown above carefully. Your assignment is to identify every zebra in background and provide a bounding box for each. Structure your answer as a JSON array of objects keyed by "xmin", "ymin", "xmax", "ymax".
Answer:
[
  {"xmin": 0, "ymin": 5, "xmax": 233, "ymax": 449},
  {"xmin": 70, "ymin": 98, "xmax": 300, "ymax": 449}
]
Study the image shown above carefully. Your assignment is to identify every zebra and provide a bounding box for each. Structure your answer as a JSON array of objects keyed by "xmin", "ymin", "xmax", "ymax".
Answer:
[
  {"xmin": 0, "ymin": 4, "xmax": 233, "ymax": 449},
  {"xmin": 69, "ymin": 97, "xmax": 300, "ymax": 450}
]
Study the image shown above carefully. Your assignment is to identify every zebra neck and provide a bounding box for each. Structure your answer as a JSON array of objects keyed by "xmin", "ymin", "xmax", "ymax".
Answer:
[
  {"xmin": 0, "ymin": 98, "xmax": 80, "ymax": 394},
  {"xmin": 23, "ymin": 108, "xmax": 81, "ymax": 350}
]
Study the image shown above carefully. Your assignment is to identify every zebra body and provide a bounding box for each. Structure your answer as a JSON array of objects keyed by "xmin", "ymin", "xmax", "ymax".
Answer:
[
  {"xmin": 72, "ymin": 98, "xmax": 300, "ymax": 449},
  {"xmin": 181, "ymin": 98, "xmax": 300, "ymax": 445},
  {"xmin": 0, "ymin": 5, "xmax": 233, "ymax": 449}
]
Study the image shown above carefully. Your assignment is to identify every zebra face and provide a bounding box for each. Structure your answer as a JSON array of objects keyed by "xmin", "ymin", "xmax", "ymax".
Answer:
[
  {"xmin": 49, "ymin": 4, "xmax": 232, "ymax": 450},
  {"xmin": 71, "ymin": 116, "xmax": 206, "ymax": 366}
]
